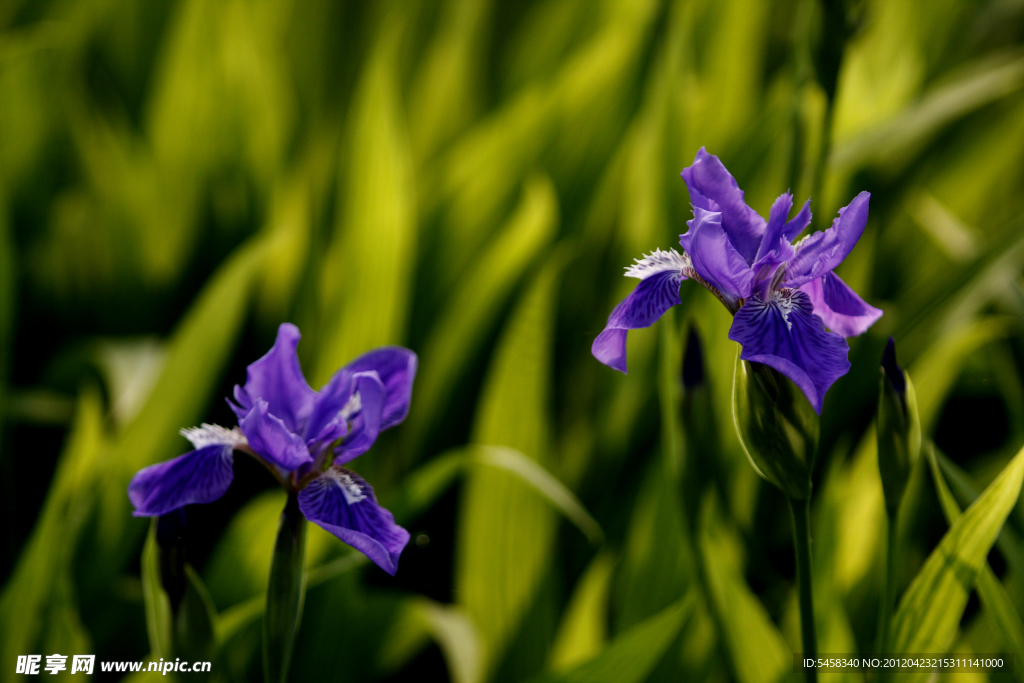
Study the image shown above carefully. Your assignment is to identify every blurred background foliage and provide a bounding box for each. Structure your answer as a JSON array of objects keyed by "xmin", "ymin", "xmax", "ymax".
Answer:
[{"xmin": 2, "ymin": 0, "xmax": 1024, "ymax": 681}]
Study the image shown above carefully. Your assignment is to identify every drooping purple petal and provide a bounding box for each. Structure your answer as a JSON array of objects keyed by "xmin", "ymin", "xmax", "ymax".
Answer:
[
  {"xmin": 728, "ymin": 289, "xmax": 851, "ymax": 414},
  {"xmin": 333, "ymin": 372, "xmax": 386, "ymax": 465},
  {"xmin": 239, "ymin": 399, "xmax": 313, "ymax": 470},
  {"xmin": 681, "ymin": 148, "xmax": 766, "ymax": 264},
  {"xmin": 591, "ymin": 250, "xmax": 689, "ymax": 373},
  {"xmin": 129, "ymin": 444, "xmax": 235, "ymax": 516},
  {"xmin": 592, "ymin": 328, "xmax": 629, "ymax": 373},
  {"xmin": 338, "ymin": 347, "xmax": 417, "ymax": 431},
  {"xmin": 298, "ymin": 467, "xmax": 410, "ymax": 575},
  {"xmin": 799, "ymin": 272, "xmax": 883, "ymax": 337},
  {"xmin": 786, "ymin": 192, "xmax": 870, "ymax": 287},
  {"xmin": 229, "ymin": 323, "xmax": 316, "ymax": 433},
  {"xmin": 678, "ymin": 207, "xmax": 754, "ymax": 305}
]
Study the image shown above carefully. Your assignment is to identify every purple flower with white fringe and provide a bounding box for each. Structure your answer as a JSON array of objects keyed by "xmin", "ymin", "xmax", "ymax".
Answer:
[
  {"xmin": 592, "ymin": 147, "xmax": 882, "ymax": 414},
  {"xmin": 128, "ymin": 323, "xmax": 416, "ymax": 575}
]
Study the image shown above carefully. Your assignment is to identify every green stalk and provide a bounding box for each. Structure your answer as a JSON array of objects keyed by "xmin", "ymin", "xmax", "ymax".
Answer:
[
  {"xmin": 263, "ymin": 493, "xmax": 308, "ymax": 683},
  {"xmin": 789, "ymin": 496, "xmax": 818, "ymax": 683},
  {"xmin": 876, "ymin": 515, "xmax": 898, "ymax": 656}
]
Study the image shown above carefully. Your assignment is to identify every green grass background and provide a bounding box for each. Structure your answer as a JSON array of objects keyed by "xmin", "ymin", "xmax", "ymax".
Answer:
[{"xmin": 2, "ymin": 0, "xmax": 1024, "ymax": 681}]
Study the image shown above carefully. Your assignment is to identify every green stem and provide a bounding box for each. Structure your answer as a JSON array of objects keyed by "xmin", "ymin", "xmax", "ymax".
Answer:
[
  {"xmin": 263, "ymin": 493, "xmax": 307, "ymax": 683},
  {"xmin": 789, "ymin": 496, "xmax": 817, "ymax": 683},
  {"xmin": 876, "ymin": 515, "xmax": 898, "ymax": 656}
]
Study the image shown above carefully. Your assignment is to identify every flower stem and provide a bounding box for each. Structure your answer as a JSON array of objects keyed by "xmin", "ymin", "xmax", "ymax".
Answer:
[
  {"xmin": 876, "ymin": 515, "xmax": 898, "ymax": 655},
  {"xmin": 263, "ymin": 493, "xmax": 307, "ymax": 683},
  {"xmin": 789, "ymin": 496, "xmax": 817, "ymax": 683}
]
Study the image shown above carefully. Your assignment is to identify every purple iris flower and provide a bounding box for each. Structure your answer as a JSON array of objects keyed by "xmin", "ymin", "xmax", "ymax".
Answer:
[
  {"xmin": 592, "ymin": 148, "xmax": 882, "ymax": 414},
  {"xmin": 128, "ymin": 323, "xmax": 417, "ymax": 575}
]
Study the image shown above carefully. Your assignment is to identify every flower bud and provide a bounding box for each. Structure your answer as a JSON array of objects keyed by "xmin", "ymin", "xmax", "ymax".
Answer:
[
  {"xmin": 732, "ymin": 351, "xmax": 818, "ymax": 500},
  {"xmin": 877, "ymin": 338, "xmax": 921, "ymax": 517}
]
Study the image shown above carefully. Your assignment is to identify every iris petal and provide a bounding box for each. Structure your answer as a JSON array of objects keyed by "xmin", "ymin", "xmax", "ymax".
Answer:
[
  {"xmin": 239, "ymin": 399, "xmax": 313, "ymax": 470},
  {"xmin": 755, "ymin": 192, "xmax": 794, "ymax": 264},
  {"xmin": 782, "ymin": 198, "xmax": 812, "ymax": 241},
  {"xmin": 337, "ymin": 347, "xmax": 417, "ymax": 431},
  {"xmin": 129, "ymin": 444, "xmax": 235, "ymax": 516},
  {"xmin": 728, "ymin": 289, "xmax": 851, "ymax": 414},
  {"xmin": 230, "ymin": 323, "xmax": 316, "ymax": 433},
  {"xmin": 681, "ymin": 147, "xmax": 766, "ymax": 264},
  {"xmin": 298, "ymin": 467, "xmax": 410, "ymax": 575},
  {"xmin": 799, "ymin": 272, "xmax": 883, "ymax": 338},
  {"xmin": 786, "ymin": 192, "xmax": 870, "ymax": 287},
  {"xmin": 333, "ymin": 372, "xmax": 386, "ymax": 465},
  {"xmin": 678, "ymin": 207, "xmax": 754, "ymax": 304},
  {"xmin": 306, "ymin": 370, "xmax": 355, "ymax": 445},
  {"xmin": 592, "ymin": 253, "xmax": 687, "ymax": 373}
]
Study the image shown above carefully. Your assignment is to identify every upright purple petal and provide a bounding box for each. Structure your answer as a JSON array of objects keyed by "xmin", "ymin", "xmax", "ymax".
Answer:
[
  {"xmin": 339, "ymin": 347, "xmax": 417, "ymax": 431},
  {"xmin": 678, "ymin": 207, "xmax": 754, "ymax": 304},
  {"xmin": 298, "ymin": 467, "xmax": 410, "ymax": 575},
  {"xmin": 755, "ymin": 192, "xmax": 795, "ymax": 264},
  {"xmin": 786, "ymin": 192, "xmax": 870, "ymax": 287},
  {"xmin": 129, "ymin": 445, "xmax": 235, "ymax": 516},
  {"xmin": 306, "ymin": 369, "xmax": 355, "ymax": 445},
  {"xmin": 782, "ymin": 198, "xmax": 812, "ymax": 241},
  {"xmin": 799, "ymin": 272, "xmax": 883, "ymax": 337},
  {"xmin": 591, "ymin": 250, "xmax": 688, "ymax": 373},
  {"xmin": 230, "ymin": 323, "xmax": 316, "ymax": 433},
  {"xmin": 728, "ymin": 289, "xmax": 851, "ymax": 414},
  {"xmin": 333, "ymin": 372, "xmax": 386, "ymax": 465},
  {"xmin": 754, "ymin": 193, "xmax": 808, "ymax": 265},
  {"xmin": 751, "ymin": 193, "xmax": 808, "ymax": 297},
  {"xmin": 681, "ymin": 148, "xmax": 766, "ymax": 264},
  {"xmin": 239, "ymin": 399, "xmax": 313, "ymax": 470}
]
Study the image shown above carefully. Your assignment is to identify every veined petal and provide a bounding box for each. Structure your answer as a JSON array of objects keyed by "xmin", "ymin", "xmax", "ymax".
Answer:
[
  {"xmin": 230, "ymin": 323, "xmax": 316, "ymax": 433},
  {"xmin": 298, "ymin": 467, "xmax": 410, "ymax": 575},
  {"xmin": 591, "ymin": 250, "xmax": 688, "ymax": 373},
  {"xmin": 681, "ymin": 147, "xmax": 766, "ymax": 264},
  {"xmin": 786, "ymin": 192, "xmax": 870, "ymax": 287},
  {"xmin": 337, "ymin": 347, "xmax": 417, "ymax": 431},
  {"xmin": 678, "ymin": 207, "xmax": 754, "ymax": 304},
  {"xmin": 799, "ymin": 272, "xmax": 883, "ymax": 338},
  {"xmin": 129, "ymin": 444, "xmax": 235, "ymax": 516},
  {"xmin": 728, "ymin": 289, "xmax": 851, "ymax": 414},
  {"xmin": 333, "ymin": 372, "xmax": 386, "ymax": 465},
  {"xmin": 239, "ymin": 399, "xmax": 313, "ymax": 470}
]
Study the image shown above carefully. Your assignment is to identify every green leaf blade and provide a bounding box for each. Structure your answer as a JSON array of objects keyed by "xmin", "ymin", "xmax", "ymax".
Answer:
[{"xmin": 890, "ymin": 441, "xmax": 1024, "ymax": 658}]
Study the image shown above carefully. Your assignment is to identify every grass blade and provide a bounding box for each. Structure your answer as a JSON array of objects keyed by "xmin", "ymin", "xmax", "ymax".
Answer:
[
  {"xmin": 527, "ymin": 595, "xmax": 693, "ymax": 683},
  {"xmin": 924, "ymin": 441, "xmax": 1024, "ymax": 681},
  {"xmin": 889, "ymin": 441, "xmax": 1024, "ymax": 661}
]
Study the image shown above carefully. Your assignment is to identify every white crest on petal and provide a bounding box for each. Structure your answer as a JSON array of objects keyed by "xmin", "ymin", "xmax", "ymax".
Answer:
[
  {"xmin": 324, "ymin": 468, "xmax": 368, "ymax": 504},
  {"xmin": 180, "ymin": 423, "xmax": 247, "ymax": 450},
  {"xmin": 771, "ymin": 289, "xmax": 796, "ymax": 331},
  {"xmin": 339, "ymin": 391, "xmax": 362, "ymax": 422},
  {"xmin": 624, "ymin": 248, "xmax": 690, "ymax": 280}
]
